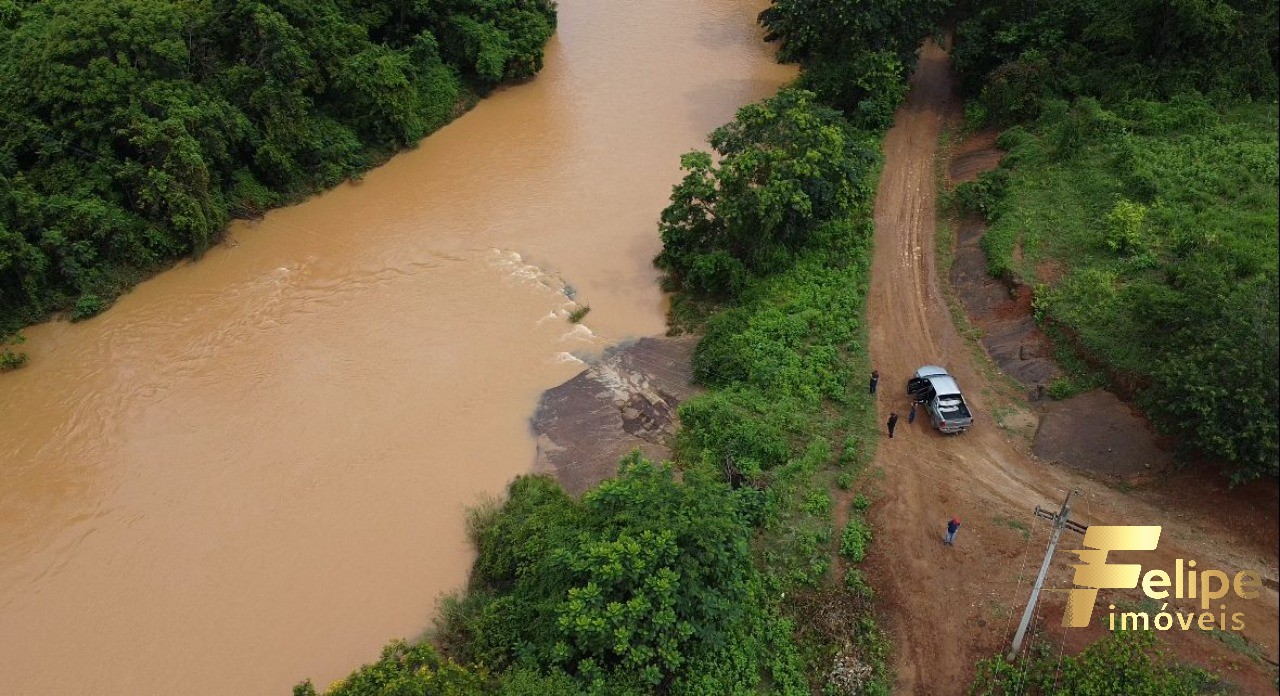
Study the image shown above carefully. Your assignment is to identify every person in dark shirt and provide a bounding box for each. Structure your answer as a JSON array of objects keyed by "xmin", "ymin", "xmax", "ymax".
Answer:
[
  {"xmin": 869, "ymin": 370, "xmax": 880, "ymax": 394},
  {"xmin": 887, "ymin": 412, "xmax": 899, "ymax": 438},
  {"xmin": 945, "ymin": 517, "xmax": 961, "ymax": 545}
]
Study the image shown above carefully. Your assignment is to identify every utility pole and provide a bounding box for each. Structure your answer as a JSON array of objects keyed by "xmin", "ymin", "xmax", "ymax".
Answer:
[{"xmin": 1007, "ymin": 489, "xmax": 1088, "ymax": 661}]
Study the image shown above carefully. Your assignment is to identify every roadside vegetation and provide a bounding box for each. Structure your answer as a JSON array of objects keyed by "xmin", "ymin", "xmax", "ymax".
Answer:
[
  {"xmin": 947, "ymin": 0, "xmax": 1277, "ymax": 691},
  {"xmin": 948, "ymin": 0, "xmax": 1279, "ymax": 484},
  {"xmin": 970, "ymin": 629, "xmax": 1228, "ymax": 695},
  {"xmin": 295, "ymin": 1, "xmax": 947, "ymax": 693},
  {"xmin": 0, "ymin": 0, "xmax": 557, "ymax": 345}
]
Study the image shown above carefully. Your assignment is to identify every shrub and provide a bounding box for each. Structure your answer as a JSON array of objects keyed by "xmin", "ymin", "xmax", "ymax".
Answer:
[
  {"xmin": 0, "ymin": 348, "xmax": 26, "ymax": 371},
  {"xmin": 803, "ymin": 488, "xmax": 833, "ymax": 517},
  {"xmin": 843, "ymin": 568, "xmax": 875, "ymax": 599},
  {"xmin": 70, "ymin": 294, "xmax": 104, "ymax": 321},
  {"xmin": 0, "ymin": 332, "xmax": 27, "ymax": 371},
  {"xmin": 447, "ymin": 455, "xmax": 804, "ymax": 691},
  {"xmin": 293, "ymin": 640, "xmax": 488, "ymax": 696},
  {"xmin": 851, "ymin": 493, "xmax": 871, "ymax": 512},
  {"xmin": 839, "ymin": 515, "xmax": 872, "ymax": 563},
  {"xmin": 952, "ymin": 169, "xmax": 1011, "ymax": 220},
  {"xmin": 970, "ymin": 630, "xmax": 1224, "ymax": 695}
]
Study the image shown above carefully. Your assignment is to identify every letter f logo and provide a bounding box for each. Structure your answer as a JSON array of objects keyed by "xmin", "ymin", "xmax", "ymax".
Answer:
[{"xmin": 1063, "ymin": 526, "xmax": 1161, "ymax": 627}]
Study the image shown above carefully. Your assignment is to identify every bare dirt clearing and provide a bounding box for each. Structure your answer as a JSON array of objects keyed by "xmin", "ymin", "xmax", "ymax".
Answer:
[{"xmin": 863, "ymin": 40, "xmax": 1278, "ymax": 694}]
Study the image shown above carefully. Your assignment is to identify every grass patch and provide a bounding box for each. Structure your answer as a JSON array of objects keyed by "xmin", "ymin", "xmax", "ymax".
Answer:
[
  {"xmin": 1202, "ymin": 628, "xmax": 1265, "ymax": 664},
  {"xmin": 992, "ymin": 514, "xmax": 1030, "ymax": 541},
  {"xmin": 566, "ymin": 304, "xmax": 591, "ymax": 323}
]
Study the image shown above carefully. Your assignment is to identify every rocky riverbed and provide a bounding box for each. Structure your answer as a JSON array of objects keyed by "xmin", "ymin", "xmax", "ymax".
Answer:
[{"xmin": 531, "ymin": 336, "xmax": 700, "ymax": 494}]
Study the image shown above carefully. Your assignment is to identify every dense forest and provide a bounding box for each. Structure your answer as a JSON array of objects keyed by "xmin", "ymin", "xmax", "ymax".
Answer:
[
  {"xmin": 948, "ymin": 0, "xmax": 1279, "ymax": 483},
  {"xmin": 0, "ymin": 0, "xmax": 556, "ymax": 348}
]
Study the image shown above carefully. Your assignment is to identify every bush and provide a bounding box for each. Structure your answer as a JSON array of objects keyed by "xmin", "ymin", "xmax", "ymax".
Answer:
[
  {"xmin": 0, "ymin": 348, "xmax": 26, "ymax": 371},
  {"xmin": 803, "ymin": 488, "xmax": 833, "ymax": 517},
  {"xmin": 442, "ymin": 455, "xmax": 806, "ymax": 692},
  {"xmin": 70, "ymin": 294, "xmax": 105, "ymax": 321},
  {"xmin": 843, "ymin": 568, "xmax": 875, "ymax": 599},
  {"xmin": 970, "ymin": 630, "xmax": 1225, "ymax": 695},
  {"xmin": 839, "ymin": 515, "xmax": 872, "ymax": 563},
  {"xmin": 0, "ymin": 331, "xmax": 27, "ymax": 371},
  {"xmin": 800, "ymin": 51, "xmax": 909, "ymax": 131},
  {"xmin": 293, "ymin": 640, "xmax": 488, "ymax": 696},
  {"xmin": 952, "ymin": 169, "xmax": 1011, "ymax": 220}
]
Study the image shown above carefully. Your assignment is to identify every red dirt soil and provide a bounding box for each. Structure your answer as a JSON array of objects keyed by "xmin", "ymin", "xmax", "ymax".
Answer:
[{"xmin": 863, "ymin": 40, "xmax": 1278, "ymax": 694}]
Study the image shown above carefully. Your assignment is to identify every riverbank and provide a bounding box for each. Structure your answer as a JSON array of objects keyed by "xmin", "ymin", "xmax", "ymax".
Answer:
[
  {"xmin": 0, "ymin": 0, "xmax": 559, "ymax": 339},
  {"xmin": 532, "ymin": 336, "xmax": 699, "ymax": 495}
]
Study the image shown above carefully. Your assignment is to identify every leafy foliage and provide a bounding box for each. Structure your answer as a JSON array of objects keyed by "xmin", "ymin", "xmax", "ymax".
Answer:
[
  {"xmin": 293, "ymin": 640, "xmax": 487, "ymax": 696},
  {"xmin": 951, "ymin": 0, "xmax": 1279, "ymax": 122},
  {"xmin": 970, "ymin": 630, "xmax": 1227, "ymax": 695},
  {"xmin": 0, "ymin": 330, "xmax": 24, "ymax": 370},
  {"xmin": 758, "ymin": 0, "xmax": 948, "ymax": 129},
  {"xmin": 439, "ymin": 455, "xmax": 808, "ymax": 694},
  {"xmin": 0, "ymin": 0, "xmax": 555, "ymax": 330},
  {"xmin": 654, "ymin": 89, "xmax": 877, "ymax": 299},
  {"xmin": 971, "ymin": 96, "xmax": 1278, "ymax": 481},
  {"xmin": 839, "ymin": 514, "xmax": 872, "ymax": 563}
]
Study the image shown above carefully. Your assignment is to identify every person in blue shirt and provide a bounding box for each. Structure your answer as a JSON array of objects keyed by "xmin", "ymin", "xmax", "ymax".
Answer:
[{"xmin": 945, "ymin": 517, "xmax": 961, "ymax": 545}]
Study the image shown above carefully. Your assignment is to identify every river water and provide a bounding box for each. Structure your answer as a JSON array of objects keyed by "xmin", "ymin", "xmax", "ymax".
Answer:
[{"xmin": 0, "ymin": 2, "xmax": 792, "ymax": 693}]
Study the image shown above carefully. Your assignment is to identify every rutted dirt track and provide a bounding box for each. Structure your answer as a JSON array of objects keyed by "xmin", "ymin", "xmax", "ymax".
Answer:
[{"xmin": 864, "ymin": 41, "xmax": 1278, "ymax": 693}]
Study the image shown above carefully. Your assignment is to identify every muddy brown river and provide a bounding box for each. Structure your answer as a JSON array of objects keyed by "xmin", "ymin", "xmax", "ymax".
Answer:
[{"xmin": 0, "ymin": 2, "xmax": 792, "ymax": 693}]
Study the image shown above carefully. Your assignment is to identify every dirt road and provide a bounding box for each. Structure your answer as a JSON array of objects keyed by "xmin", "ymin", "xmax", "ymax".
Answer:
[{"xmin": 864, "ymin": 40, "xmax": 1278, "ymax": 693}]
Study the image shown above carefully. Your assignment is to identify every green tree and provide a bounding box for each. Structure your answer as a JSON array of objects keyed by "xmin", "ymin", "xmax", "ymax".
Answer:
[
  {"xmin": 758, "ymin": 0, "xmax": 946, "ymax": 127},
  {"xmin": 654, "ymin": 89, "xmax": 877, "ymax": 297},
  {"xmin": 450, "ymin": 455, "xmax": 802, "ymax": 693}
]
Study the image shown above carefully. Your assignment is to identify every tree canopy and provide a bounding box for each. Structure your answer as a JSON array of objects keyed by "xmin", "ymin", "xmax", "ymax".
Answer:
[
  {"xmin": 654, "ymin": 89, "xmax": 877, "ymax": 298},
  {"xmin": 434, "ymin": 455, "xmax": 807, "ymax": 694},
  {"xmin": 758, "ymin": 0, "xmax": 947, "ymax": 128},
  {"xmin": 951, "ymin": 0, "xmax": 1278, "ymax": 121}
]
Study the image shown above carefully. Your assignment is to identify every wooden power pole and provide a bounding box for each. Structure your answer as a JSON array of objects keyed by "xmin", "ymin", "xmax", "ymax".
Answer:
[{"xmin": 1007, "ymin": 489, "xmax": 1088, "ymax": 661}]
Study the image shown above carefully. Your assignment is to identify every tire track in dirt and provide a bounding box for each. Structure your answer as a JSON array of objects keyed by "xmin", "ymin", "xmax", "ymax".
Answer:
[{"xmin": 863, "ymin": 40, "xmax": 1279, "ymax": 694}]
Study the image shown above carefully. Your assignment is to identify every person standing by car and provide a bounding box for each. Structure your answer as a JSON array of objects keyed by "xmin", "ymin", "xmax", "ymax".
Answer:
[{"xmin": 887, "ymin": 411, "xmax": 899, "ymax": 438}]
